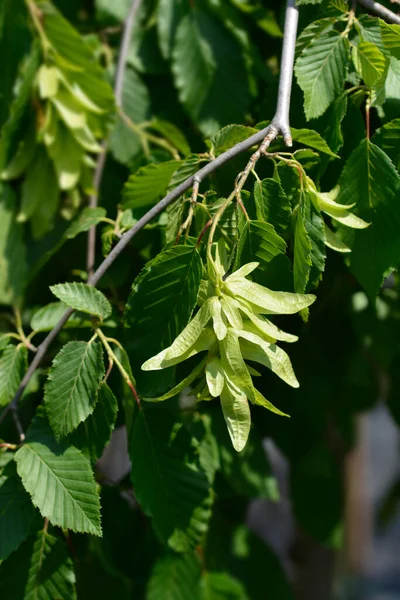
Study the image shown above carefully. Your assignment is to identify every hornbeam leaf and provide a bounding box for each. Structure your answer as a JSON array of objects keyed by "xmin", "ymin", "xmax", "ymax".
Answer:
[
  {"xmin": 354, "ymin": 41, "xmax": 386, "ymax": 87},
  {"xmin": 123, "ymin": 160, "xmax": 181, "ymax": 209},
  {"xmin": 251, "ymin": 178, "xmax": 291, "ymax": 236},
  {"xmin": 372, "ymin": 118, "xmax": 400, "ymax": 168},
  {"xmin": 295, "ymin": 30, "xmax": 349, "ymax": 119},
  {"xmin": 380, "ymin": 19, "xmax": 400, "ymax": 60},
  {"xmin": 235, "ymin": 220, "xmax": 286, "ymax": 269},
  {"xmin": 211, "ymin": 124, "xmax": 257, "ymax": 156},
  {"xmin": 130, "ymin": 404, "xmax": 213, "ymax": 551},
  {"xmin": 0, "ymin": 527, "xmax": 77, "ymax": 599},
  {"xmin": 68, "ymin": 382, "xmax": 118, "ymax": 462},
  {"xmin": 0, "ymin": 462, "xmax": 37, "ymax": 560},
  {"xmin": 293, "ymin": 202, "xmax": 312, "ymax": 294},
  {"xmin": 30, "ymin": 302, "xmax": 92, "ymax": 332},
  {"xmin": 125, "ymin": 245, "xmax": 203, "ymax": 395},
  {"xmin": 337, "ymin": 140, "xmax": 400, "ymax": 297},
  {"xmin": 15, "ymin": 418, "xmax": 102, "ymax": 535},
  {"xmin": 291, "ymin": 127, "xmax": 339, "ymax": 157},
  {"xmin": 200, "ymin": 572, "xmax": 249, "ymax": 599},
  {"xmin": 0, "ymin": 344, "xmax": 27, "ymax": 407},
  {"xmin": 50, "ymin": 281, "xmax": 112, "ymax": 320},
  {"xmin": 147, "ymin": 552, "xmax": 202, "ymax": 600},
  {"xmin": 44, "ymin": 341, "xmax": 105, "ymax": 438}
]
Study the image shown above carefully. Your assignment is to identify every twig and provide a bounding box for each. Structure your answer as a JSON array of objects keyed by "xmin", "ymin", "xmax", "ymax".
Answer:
[
  {"xmin": 357, "ymin": 0, "xmax": 400, "ymax": 24},
  {"xmin": 5, "ymin": 0, "xmax": 299, "ymax": 418},
  {"xmin": 86, "ymin": 0, "xmax": 144, "ymax": 278}
]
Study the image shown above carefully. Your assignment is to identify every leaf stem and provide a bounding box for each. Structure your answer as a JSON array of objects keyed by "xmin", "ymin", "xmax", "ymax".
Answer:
[{"xmin": 96, "ymin": 329, "xmax": 140, "ymax": 407}]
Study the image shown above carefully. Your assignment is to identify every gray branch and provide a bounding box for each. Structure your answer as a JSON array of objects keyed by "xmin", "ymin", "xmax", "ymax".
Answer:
[
  {"xmin": 357, "ymin": 0, "xmax": 400, "ymax": 24},
  {"xmin": 4, "ymin": 0, "xmax": 299, "ymax": 416},
  {"xmin": 86, "ymin": 0, "xmax": 143, "ymax": 277}
]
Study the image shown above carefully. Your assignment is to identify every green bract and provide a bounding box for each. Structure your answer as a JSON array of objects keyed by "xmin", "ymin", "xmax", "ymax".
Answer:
[{"xmin": 142, "ymin": 244, "xmax": 316, "ymax": 452}]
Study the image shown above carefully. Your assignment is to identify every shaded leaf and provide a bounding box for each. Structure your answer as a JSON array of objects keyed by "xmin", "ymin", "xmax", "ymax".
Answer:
[
  {"xmin": 123, "ymin": 160, "xmax": 181, "ymax": 209},
  {"xmin": 147, "ymin": 552, "xmax": 201, "ymax": 600},
  {"xmin": 15, "ymin": 418, "xmax": 102, "ymax": 536},
  {"xmin": 0, "ymin": 344, "xmax": 27, "ymax": 407},
  {"xmin": 130, "ymin": 404, "xmax": 213, "ymax": 551},
  {"xmin": 0, "ymin": 184, "xmax": 27, "ymax": 304},
  {"xmin": 235, "ymin": 220, "xmax": 286, "ymax": 270}
]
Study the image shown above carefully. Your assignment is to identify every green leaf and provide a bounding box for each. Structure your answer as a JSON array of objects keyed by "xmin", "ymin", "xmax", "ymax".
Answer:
[
  {"xmin": 0, "ymin": 184, "xmax": 27, "ymax": 305},
  {"xmin": 30, "ymin": 302, "xmax": 93, "ymax": 333},
  {"xmin": 130, "ymin": 404, "xmax": 213, "ymax": 551},
  {"xmin": 211, "ymin": 125, "xmax": 257, "ymax": 156},
  {"xmin": 150, "ymin": 119, "xmax": 191, "ymax": 156},
  {"xmin": 109, "ymin": 66, "xmax": 150, "ymax": 165},
  {"xmin": 0, "ymin": 461, "xmax": 37, "ymax": 560},
  {"xmin": 144, "ymin": 358, "xmax": 207, "ymax": 402},
  {"xmin": 252, "ymin": 178, "xmax": 291, "ymax": 235},
  {"xmin": 44, "ymin": 341, "xmax": 105, "ymax": 438},
  {"xmin": 235, "ymin": 220, "xmax": 286, "ymax": 270},
  {"xmin": 0, "ymin": 344, "xmax": 27, "ymax": 407},
  {"xmin": 123, "ymin": 160, "xmax": 181, "ymax": 209},
  {"xmin": 0, "ymin": 45, "xmax": 39, "ymax": 171},
  {"xmin": 373, "ymin": 118, "xmax": 400, "ymax": 168},
  {"xmin": 28, "ymin": 207, "xmax": 107, "ymax": 282},
  {"xmin": 295, "ymin": 30, "xmax": 349, "ymax": 119},
  {"xmin": 172, "ymin": 12, "xmax": 216, "ymax": 120},
  {"xmin": 157, "ymin": 0, "xmax": 188, "ymax": 59},
  {"xmin": 380, "ymin": 19, "xmax": 400, "ymax": 60},
  {"xmin": 210, "ymin": 408, "xmax": 278, "ymax": 499},
  {"xmin": 15, "ymin": 418, "xmax": 102, "ymax": 536},
  {"xmin": 200, "ymin": 572, "xmax": 248, "ymax": 599},
  {"xmin": 353, "ymin": 41, "xmax": 386, "ymax": 87},
  {"xmin": 125, "ymin": 245, "xmax": 203, "ymax": 396},
  {"xmin": 303, "ymin": 199, "xmax": 326, "ymax": 289},
  {"xmin": 337, "ymin": 140, "xmax": 400, "ymax": 297},
  {"xmin": 0, "ymin": 527, "xmax": 77, "ymax": 599},
  {"xmin": 38, "ymin": 1, "xmax": 114, "ymax": 115},
  {"xmin": 147, "ymin": 552, "xmax": 201, "ymax": 600},
  {"xmin": 295, "ymin": 18, "xmax": 336, "ymax": 59},
  {"xmin": 68, "ymin": 382, "xmax": 118, "ymax": 462},
  {"xmin": 293, "ymin": 202, "xmax": 313, "ymax": 294},
  {"xmin": 50, "ymin": 282, "xmax": 112, "ymax": 320},
  {"xmin": 290, "ymin": 127, "xmax": 339, "ymax": 157}
]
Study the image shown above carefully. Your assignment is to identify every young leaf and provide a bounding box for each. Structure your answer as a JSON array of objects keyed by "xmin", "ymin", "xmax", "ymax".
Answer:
[
  {"xmin": 200, "ymin": 572, "xmax": 249, "ymax": 600},
  {"xmin": 353, "ymin": 41, "xmax": 386, "ymax": 87},
  {"xmin": 15, "ymin": 418, "xmax": 102, "ymax": 536},
  {"xmin": 44, "ymin": 341, "xmax": 105, "ymax": 438},
  {"xmin": 290, "ymin": 128, "xmax": 339, "ymax": 158},
  {"xmin": 295, "ymin": 30, "xmax": 349, "ymax": 119},
  {"xmin": 380, "ymin": 20, "xmax": 400, "ymax": 60},
  {"xmin": 122, "ymin": 160, "xmax": 181, "ymax": 209},
  {"xmin": 0, "ymin": 527, "xmax": 77, "ymax": 599},
  {"xmin": 337, "ymin": 140, "xmax": 400, "ymax": 297},
  {"xmin": 130, "ymin": 404, "xmax": 213, "ymax": 551},
  {"xmin": 50, "ymin": 281, "xmax": 112, "ymax": 320},
  {"xmin": 0, "ymin": 344, "xmax": 27, "ymax": 407},
  {"xmin": 148, "ymin": 553, "xmax": 202, "ymax": 600},
  {"xmin": 211, "ymin": 124, "xmax": 257, "ymax": 156},
  {"xmin": 0, "ymin": 462, "xmax": 37, "ymax": 560},
  {"xmin": 68, "ymin": 382, "xmax": 118, "ymax": 462}
]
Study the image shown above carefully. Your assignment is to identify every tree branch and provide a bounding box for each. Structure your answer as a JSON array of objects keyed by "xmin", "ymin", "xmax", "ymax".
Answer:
[
  {"xmin": 357, "ymin": 0, "xmax": 400, "ymax": 24},
  {"xmin": 86, "ymin": 0, "xmax": 143, "ymax": 278},
  {"xmin": 4, "ymin": 0, "xmax": 299, "ymax": 418}
]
